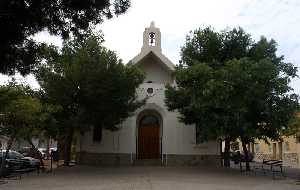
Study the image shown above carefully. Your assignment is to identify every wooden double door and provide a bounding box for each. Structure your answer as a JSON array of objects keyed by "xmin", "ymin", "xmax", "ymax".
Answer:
[{"xmin": 138, "ymin": 123, "xmax": 160, "ymax": 159}]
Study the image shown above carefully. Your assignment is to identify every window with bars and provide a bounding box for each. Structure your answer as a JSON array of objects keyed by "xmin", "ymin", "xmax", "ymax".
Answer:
[{"xmin": 93, "ymin": 127, "xmax": 102, "ymax": 142}]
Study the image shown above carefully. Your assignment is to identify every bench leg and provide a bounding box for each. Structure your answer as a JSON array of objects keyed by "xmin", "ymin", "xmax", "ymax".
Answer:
[
  {"xmin": 280, "ymin": 166, "xmax": 285, "ymax": 177},
  {"xmin": 271, "ymin": 166, "xmax": 277, "ymax": 179},
  {"xmin": 240, "ymin": 162, "xmax": 242, "ymax": 173},
  {"xmin": 262, "ymin": 165, "xmax": 266, "ymax": 175}
]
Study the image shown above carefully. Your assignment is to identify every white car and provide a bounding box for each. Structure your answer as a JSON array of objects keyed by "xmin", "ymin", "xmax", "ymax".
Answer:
[
  {"xmin": 38, "ymin": 148, "xmax": 47, "ymax": 158},
  {"xmin": 38, "ymin": 147, "xmax": 57, "ymax": 159},
  {"xmin": 23, "ymin": 156, "xmax": 41, "ymax": 167}
]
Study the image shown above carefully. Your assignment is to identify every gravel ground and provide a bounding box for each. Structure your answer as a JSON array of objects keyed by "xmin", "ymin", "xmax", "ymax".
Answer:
[{"xmin": 1, "ymin": 165, "xmax": 300, "ymax": 190}]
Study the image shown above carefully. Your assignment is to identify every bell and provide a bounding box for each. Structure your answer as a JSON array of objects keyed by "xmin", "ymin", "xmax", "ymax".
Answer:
[{"xmin": 150, "ymin": 38, "xmax": 154, "ymax": 44}]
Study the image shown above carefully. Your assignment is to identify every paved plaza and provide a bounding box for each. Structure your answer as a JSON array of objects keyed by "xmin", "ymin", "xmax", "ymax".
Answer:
[{"xmin": 1, "ymin": 166, "xmax": 300, "ymax": 190}]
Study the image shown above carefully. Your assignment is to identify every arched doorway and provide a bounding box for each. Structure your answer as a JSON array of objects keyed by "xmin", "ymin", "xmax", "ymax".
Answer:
[{"xmin": 137, "ymin": 111, "xmax": 161, "ymax": 159}]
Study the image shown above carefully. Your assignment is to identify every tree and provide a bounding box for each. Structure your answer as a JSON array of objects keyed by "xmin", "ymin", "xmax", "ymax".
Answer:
[
  {"xmin": 181, "ymin": 27, "xmax": 252, "ymax": 67},
  {"xmin": 169, "ymin": 27, "xmax": 254, "ymax": 167},
  {"xmin": 0, "ymin": 82, "xmax": 42, "ymax": 176},
  {"xmin": 165, "ymin": 26, "xmax": 299, "ymax": 169},
  {"xmin": 35, "ymin": 90, "xmax": 62, "ymax": 159},
  {"xmin": 0, "ymin": 0, "xmax": 131, "ymax": 75},
  {"xmin": 165, "ymin": 62, "xmax": 240, "ymax": 167},
  {"xmin": 35, "ymin": 33, "xmax": 145, "ymax": 165},
  {"xmin": 222, "ymin": 58, "xmax": 298, "ymax": 170},
  {"xmin": 284, "ymin": 111, "xmax": 300, "ymax": 136}
]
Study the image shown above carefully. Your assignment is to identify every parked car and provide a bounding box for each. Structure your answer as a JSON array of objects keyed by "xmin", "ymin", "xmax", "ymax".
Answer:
[
  {"xmin": 19, "ymin": 147, "xmax": 42, "ymax": 159},
  {"xmin": 0, "ymin": 150, "xmax": 40, "ymax": 168}
]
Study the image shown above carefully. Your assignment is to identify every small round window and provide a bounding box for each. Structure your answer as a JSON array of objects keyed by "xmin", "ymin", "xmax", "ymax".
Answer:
[{"xmin": 147, "ymin": 88, "xmax": 153, "ymax": 94}]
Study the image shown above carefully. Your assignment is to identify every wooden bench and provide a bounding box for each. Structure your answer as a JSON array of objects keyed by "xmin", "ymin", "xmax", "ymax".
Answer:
[{"xmin": 253, "ymin": 159, "xmax": 285, "ymax": 178}]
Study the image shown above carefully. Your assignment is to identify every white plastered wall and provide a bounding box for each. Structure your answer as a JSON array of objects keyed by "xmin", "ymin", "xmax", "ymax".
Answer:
[{"xmin": 78, "ymin": 77, "xmax": 219, "ymax": 156}]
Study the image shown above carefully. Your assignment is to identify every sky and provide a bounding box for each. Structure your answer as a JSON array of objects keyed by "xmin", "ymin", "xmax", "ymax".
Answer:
[{"xmin": 1, "ymin": 0, "xmax": 300, "ymax": 94}]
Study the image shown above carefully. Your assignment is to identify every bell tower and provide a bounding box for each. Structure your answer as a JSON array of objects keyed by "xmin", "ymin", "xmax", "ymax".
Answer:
[{"xmin": 142, "ymin": 21, "xmax": 162, "ymax": 52}]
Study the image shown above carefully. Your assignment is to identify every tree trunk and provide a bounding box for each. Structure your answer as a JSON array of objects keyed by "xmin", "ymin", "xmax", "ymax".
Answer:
[
  {"xmin": 0, "ymin": 135, "xmax": 14, "ymax": 177},
  {"xmin": 27, "ymin": 138, "xmax": 44, "ymax": 169},
  {"xmin": 251, "ymin": 142, "xmax": 255, "ymax": 154},
  {"xmin": 57, "ymin": 137, "xmax": 65, "ymax": 160},
  {"xmin": 278, "ymin": 141, "xmax": 283, "ymax": 160},
  {"xmin": 241, "ymin": 138, "xmax": 250, "ymax": 171},
  {"xmin": 224, "ymin": 138, "xmax": 231, "ymax": 168},
  {"xmin": 46, "ymin": 137, "xmax": 50, "ymax": 160},
  {"xmin": 219, "ymin": 139, "xmax": 223, "ymax": 167},
  {"xmin": 63, "ymin": 128, "xmax": 74, "ymax": 166}
]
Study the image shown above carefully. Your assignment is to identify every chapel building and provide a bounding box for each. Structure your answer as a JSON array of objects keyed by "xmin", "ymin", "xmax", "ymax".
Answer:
[{"xmin": 76, "ymin": 22, "xmax": 220, "ymax": 166}]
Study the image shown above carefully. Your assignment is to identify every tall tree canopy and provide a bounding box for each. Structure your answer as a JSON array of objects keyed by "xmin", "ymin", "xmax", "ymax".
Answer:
[
  {"xmin": 181, "ymin": 27, "xmax": 252, "ymax": 66},
  {"xmin": 35, "ymin": 33, "xmax": 144, "ymax": 164},
  {"xmin": 165, "ymin": 27, "xmax": 299, "ymax": 169},
  {"xmin": 0, "ymin": 82, "xmax": 44, "ymax": 175},
  {"xmin": 0, "ymin": 0, "xmax": 131, "ymax": 75},
  {"xmin": 0, "ymin": 83, "xmax": 43, "ymax": 141}
]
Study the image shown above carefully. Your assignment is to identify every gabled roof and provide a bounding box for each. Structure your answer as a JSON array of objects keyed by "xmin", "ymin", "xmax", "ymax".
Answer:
[{"xmin": 131, "ymin": 49, "xmax": 175, "ymax": 72}]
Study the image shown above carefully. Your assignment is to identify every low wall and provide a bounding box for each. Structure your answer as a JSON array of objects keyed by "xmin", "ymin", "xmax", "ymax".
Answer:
[
  {"xmin": 254, "ymin": 152, "xmax": 272, "ymax": 161},
  {"xmin": 165, "ymin": 154, "xmax": 221, "ymax": 167},
  {"xmin": 76, "ymin": 152, "xmax": 132, "ymax": 166},
  {"xmin": 283, "ymin": 153, "xmax": 299, "ymax": 167},
  {"xmin": 254, "ymin": 152, "xmax": 300, "ymax": 168},
  {"xmin": 76, "ymin": 152, "xmax": 221, "ymax": 167}
]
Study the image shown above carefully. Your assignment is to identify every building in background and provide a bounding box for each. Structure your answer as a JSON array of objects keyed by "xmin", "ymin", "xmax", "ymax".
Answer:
[
  {"xmin": 231, "ymin": 112, "xmax": 300, "ymax": 168},
  {"xmin": 251, "ymin": 136, "xmax": 300, "ymax": 168}
]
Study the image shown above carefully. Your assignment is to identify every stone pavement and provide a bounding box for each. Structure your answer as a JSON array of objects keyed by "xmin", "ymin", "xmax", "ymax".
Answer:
[{"xmin": 1, "ymin": 166, "xmax": 300, "ymax": 190}]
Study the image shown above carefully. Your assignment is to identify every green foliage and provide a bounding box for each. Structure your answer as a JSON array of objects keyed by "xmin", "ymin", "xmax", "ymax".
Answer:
[
  {"xmin": 0, "ymin": 83, "xmax": 42, "ymax": 139},
  {"xmin": 283, "ymin": 112, "xmax": 300, "ymax": 136},
  {"xmin": 166, "ymin": 26, "xmax": 299, "ymax": 144},
  {"xmin": 33, "ymin": 90, "xmax": 63, "ymax": 139},
  {"xmin": 181, "ymin": 27, "xmax": 252, "ymax": 67},
  {"xmin": 35, "ymin": 33, "xmax": 145, "ymax": 134},
  {"xmin": 0, "ymin": 0, "xmax": 131, "ymax": 75},
  {"xmin": 181, "ymin": 27, "xmax": 223, "ymax": 65}
]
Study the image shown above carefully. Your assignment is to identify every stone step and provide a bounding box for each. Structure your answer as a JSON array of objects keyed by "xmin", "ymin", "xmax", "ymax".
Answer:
[{"xmin": 134, "ymin": 159, "xmax": 163, "ymax": 166}]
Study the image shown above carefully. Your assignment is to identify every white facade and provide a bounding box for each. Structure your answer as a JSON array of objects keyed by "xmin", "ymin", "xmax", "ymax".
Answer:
[{"xmin": 77, "ymin": 22, "xmax": 220, "ymax": 166}]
